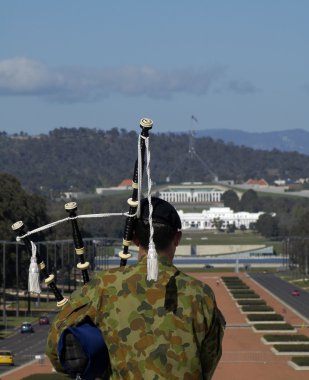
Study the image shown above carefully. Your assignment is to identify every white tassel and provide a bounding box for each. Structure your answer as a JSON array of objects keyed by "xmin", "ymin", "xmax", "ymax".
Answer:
[
  {"xmin": 147, "ymin": 242, "xmax": 158, "ymax": 281},
  {"xmin": 145, "ymin": 137, "xmax": 159, "ymax": 281},
  {"xmin": 28, "ymin": 241, "xmax": 41, "ymax": 294}
]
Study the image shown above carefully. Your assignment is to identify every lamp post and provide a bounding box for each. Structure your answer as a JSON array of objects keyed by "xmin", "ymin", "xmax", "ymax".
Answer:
[
  {"xmin": 15, "ymin": 242, "xmax": 19, "ymax": 318},
  {"xmin": 2, "ymin": 242, "xmax": 7, "ymax": 330}
]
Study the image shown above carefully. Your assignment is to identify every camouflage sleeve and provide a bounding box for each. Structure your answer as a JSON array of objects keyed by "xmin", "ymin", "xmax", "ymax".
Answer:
[
  {"xmin": 200, "ymin": 305, "xmax": 226, "ymax": 380},
  {"xmin": 45, "ymin": 283, "xmax": 101, "ymax": 373}
]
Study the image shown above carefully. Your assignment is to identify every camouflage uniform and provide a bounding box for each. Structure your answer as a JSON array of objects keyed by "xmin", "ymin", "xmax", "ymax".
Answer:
[{"xmin": 46, "ymin": 256, "xmax": 225, "ymax": 379}]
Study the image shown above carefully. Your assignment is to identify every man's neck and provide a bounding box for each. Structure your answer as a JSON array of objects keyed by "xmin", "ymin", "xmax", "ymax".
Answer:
[{"xmin": 138, "ymin": 247, "xmax": 174, "ymax": 264}]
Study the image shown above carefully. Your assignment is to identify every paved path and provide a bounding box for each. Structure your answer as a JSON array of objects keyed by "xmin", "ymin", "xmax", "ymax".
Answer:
[{"xmin": 1, "ymin": 272, "xmax": 309, "ymax": 379}]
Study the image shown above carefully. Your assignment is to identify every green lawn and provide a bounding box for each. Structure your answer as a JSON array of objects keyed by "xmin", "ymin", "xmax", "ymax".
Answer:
[{"xmin": 181, "ymin": 230, "xmax": 282, "ymax": 253}]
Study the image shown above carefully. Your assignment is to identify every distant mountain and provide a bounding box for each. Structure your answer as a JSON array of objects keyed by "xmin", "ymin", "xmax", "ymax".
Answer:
[{"xmin": 194, "ymin": 128, "xmax": 309, "ymax": 155}]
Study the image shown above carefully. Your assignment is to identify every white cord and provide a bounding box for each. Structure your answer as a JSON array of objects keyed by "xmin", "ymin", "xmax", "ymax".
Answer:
[
  {"xmin": 145, "ymin": 137, "xmax": 158, "ymax": 281},
  {"xmin": 16, "ymin": 211, "xmax": 133, "ymax": 241}
]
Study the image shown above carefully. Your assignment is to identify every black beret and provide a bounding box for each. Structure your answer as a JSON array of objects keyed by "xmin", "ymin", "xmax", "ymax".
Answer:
[{"xmin": 139, "ymin": 197, "xmax": 182, "ymax": 230}]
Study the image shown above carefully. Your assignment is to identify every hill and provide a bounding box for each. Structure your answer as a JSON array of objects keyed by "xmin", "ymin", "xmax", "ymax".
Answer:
[
  {"xmin": 1, "ymin": 127, "xmax": 309, "ymax": 195},
  {"xmin": 194, "ymin": 128, "xmax": 309, "ymax": 155}
]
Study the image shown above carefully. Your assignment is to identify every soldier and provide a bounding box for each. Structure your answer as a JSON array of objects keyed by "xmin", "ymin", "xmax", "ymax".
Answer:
[{"xmin": 46, "ymin": 197, "xmax": 225, "ymax": 380}]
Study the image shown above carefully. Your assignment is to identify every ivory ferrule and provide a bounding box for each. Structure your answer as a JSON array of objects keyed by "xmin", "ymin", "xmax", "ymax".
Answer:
[
  {"xmin": 57, "ymin": 298, "xmax": 69, "ymax": 308},
  {"xmin": 75, "ymin": 247, "xmax": 85, "ymax": 255},
  {"xmin": 11, "ymin": 221, "xmax": 24, "ymax": 231},
  {"xmin": 119, "ymin": 251, "xmax": 132, "ymax": 260},
  {"xmin": 77, "ymin": 262, "xmax": 90, "ymax": 270},
  {"xmin": 127, "ymin": 198, "xmax": 138, "ymax": 207},
  {"xmin": 140, "ymin": 118, "xmax": 153, "ymax": 129},
  {"xmin": 39, "ymin": 262, "xmax": 46, "ymax": 270},
  {"xmin": 131, "ymin": 181, "xmax": 138, "ymax": 189},
  {"xmin": 45, "ymin": 274, "xmax": 55, "ymax": 285},
  {"xmin": 122, "ymin": 239, "xmax": 131, "ymax": 246},
  {"xmin": 65, "ymin": 202, "xmax": 77, "ymax": 211}
]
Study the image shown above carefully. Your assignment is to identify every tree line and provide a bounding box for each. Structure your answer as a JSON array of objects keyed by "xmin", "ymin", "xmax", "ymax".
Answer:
[
  {"xmin": 2, "ymin": 127, "xmax": 309, "ymax": 195},
  {"xmin": 222, "ymin": 189, "xmax": 309, "ymax": 238},
  {"xmin": 2, "ymin": 172, "xmax": 309, "ymax": 242}
]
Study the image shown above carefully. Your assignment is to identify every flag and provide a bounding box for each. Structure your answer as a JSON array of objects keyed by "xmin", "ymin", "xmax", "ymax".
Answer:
[{"xmin": 191, "ymin": 115, "xmax": 198, "ymax": 123}]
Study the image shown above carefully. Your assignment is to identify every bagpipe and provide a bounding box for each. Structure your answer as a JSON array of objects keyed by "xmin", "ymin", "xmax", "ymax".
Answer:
[{"xmin": 11, "ymin": 118, "xmax": 155, "ymax": 308}]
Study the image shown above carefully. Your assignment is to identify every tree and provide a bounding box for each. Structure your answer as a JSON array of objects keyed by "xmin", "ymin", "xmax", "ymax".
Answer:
[
  {"xmin": 240, "ymin": 189, "xmax": 260, "ymax": 212},
  {"xmin": 212, "ymin": 217, "xmax": 224, "ymax": 232},
  {"xmin": 0, "ymin": 173, "xmax": 49, "ymax": 241},
  {"xmin": 221, "ymin": 190, "xmax": 240, "ymax": 211},
  {"xmin": 226, "ymin": 222, "xmax": 236, "ymax": 233},
  {"xmin": 0, "ymin": 173, "xmax": 50, "ymax": 287},
  {"xmin": 255, "ymin": 213, "xmax": 279, "ymax": 238},
  {"xmin": 290, "ymin": 211, "xmax": 309, "ymax": 236}
]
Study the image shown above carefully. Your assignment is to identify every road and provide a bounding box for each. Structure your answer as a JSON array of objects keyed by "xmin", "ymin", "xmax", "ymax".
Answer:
[
  {"xmin": 249, "ymin": 273, "xmax": 309, "ymax": 320},
  {"xmin": 0, "ymin": 313, "xmax": 55, "ymax": 377}
]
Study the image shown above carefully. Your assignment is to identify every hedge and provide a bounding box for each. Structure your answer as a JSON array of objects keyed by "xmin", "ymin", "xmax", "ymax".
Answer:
[
  {"xmin": 247, "ymin": 314, "xmax": 284, "ymax": 322},
  {"xmin": 222, "ymin": 278, "xmax": 245, "ymax": 284},
  {"xmin": 291, "ymin": 356, "xmax": 309, "ymax": 366},
  {"xmin": 230, "ymin": 290, "xmax": 256, "ymax": 294},
  {"xmin": 263, "ymin": 334, "xmax": 309, "ymax": 342},
  {"xmin": 273, "ymin": 344, "xmax": 309, "ymax": 352},
  {"xmin": 233, "ymin": 294, "xmax": 260, "ymax": 299},
  {"xmin": 224, "ymin": 282, "xmax": 246, "ymax": 287},
  {"xmin": 253, "ymin": 323, "xmax": 294, "ymax": 330},
  {"xmin": 237, "ymin": 300, "xmax": 266, "ymax": 305},
  {"xmin": 226, "ymin": 285, "xmax": 250, "ymax": 289},
  {"xmin": 242, "ymin": 305, "xmax": 274, "ymax": 312}
]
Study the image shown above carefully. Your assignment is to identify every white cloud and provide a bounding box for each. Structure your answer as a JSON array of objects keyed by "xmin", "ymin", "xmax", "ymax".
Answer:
[
  {"xmin": 0, "ymin": 57, "xmax": 257, "ymax": 102},
  {"xmin": 224, "ymin": 80, "xmax": 259, "ymax": 94}
]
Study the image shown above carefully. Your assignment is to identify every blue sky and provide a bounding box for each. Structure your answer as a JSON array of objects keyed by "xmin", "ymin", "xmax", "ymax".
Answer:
[{"xmin": 1, "ymin": 1, "xmax": 308, "ymax": 135}]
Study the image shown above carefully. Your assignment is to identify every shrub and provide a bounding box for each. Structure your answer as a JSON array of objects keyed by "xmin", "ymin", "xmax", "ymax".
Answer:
[
  {"xmin": 221, "ymin": 276, "xmax": 241, "ymax": 280},
  {"xmin": 233, "ymin": 294, "xmax": 260, "ymax": 299},
  {"xmin": 263, "ymin": 334, "xmax": 309, "ymax": 342},
  {"xmin": 253, "ymin": 323, "xmax": 294, "ymax": 330},
  {"xmin": 222, "ymin": 278, "xmax": 245, "ymax": 284},
  {"xmin": 247, "ymin": 314, "xmax": 284, "ymax": 322},
  {"xmin": 242, "ymin": 305, "xmax": 274, "ymax": 312},
  {"xmin": 274, "ymin": 344, "xmax": 309, "ymax": 352},
  {"xmin": 226, "ymin": 285, "xmax": 250, "ymax": 289},
  {"xmin": 291, "ymin": 356, "xmax": 309, "ymax": 366},
  {"xmin": 237, "ymin": 300, "xmax": 266, "ymax": 305},
  {"xmin": 224, "ymin": 280, "xmax": 245, "ymax": 284},
  {"xmin": 231, "ymin": 290, "xmax": 257, "ymax": 295}
]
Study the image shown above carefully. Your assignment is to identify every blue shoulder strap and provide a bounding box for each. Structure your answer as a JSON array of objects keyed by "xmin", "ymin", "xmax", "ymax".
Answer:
[{"xmin": 58, "ymin": 322, "xmax": 109, "ymax": 380}]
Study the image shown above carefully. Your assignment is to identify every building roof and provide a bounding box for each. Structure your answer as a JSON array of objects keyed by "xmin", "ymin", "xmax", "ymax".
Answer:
[
  {"xmin": 117, "ymin": 179, "xmax": 132, "ymax": 188},
  {"xmin": 246, "ymin": 178, "xmax": 269, "ymax": 186}
]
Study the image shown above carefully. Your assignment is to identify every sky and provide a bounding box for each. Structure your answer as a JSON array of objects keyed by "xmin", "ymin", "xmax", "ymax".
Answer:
[{"xmin": 1, "ymin": 0, "xmax": 309, "ymax": 135}]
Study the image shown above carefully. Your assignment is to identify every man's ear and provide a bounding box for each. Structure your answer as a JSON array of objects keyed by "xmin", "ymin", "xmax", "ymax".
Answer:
[{"xmin": 174, "ymin": 231, "xmax": 182, "ymax": 247}]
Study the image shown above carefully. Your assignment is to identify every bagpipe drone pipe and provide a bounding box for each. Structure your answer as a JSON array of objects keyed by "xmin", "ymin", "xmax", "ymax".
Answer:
[{"xmin": 11, "ymin": 118, "xmax": 153, "ymax": 307}]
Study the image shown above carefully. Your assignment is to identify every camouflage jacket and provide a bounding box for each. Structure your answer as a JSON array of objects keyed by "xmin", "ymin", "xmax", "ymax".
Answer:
[{"xmin": 46, "ymin": 256, "xmax": 225, "ymax": 380}]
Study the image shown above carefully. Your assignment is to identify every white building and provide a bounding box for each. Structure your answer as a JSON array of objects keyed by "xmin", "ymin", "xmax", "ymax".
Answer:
[
  {"xmin": 177, "ymin": 207, "xmax": 265, "ymax": 230},
  {"xmin": 159, "ymin": 184, "xmax": 224, "ymax": 204}
]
